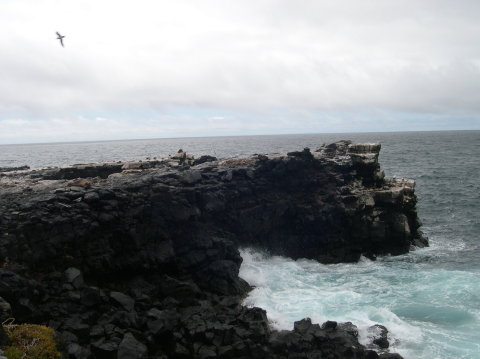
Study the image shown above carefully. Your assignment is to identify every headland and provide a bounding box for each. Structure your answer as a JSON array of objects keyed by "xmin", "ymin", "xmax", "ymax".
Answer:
[{"xmin": 0, "ymin": 141, "xmax": 427, "ymax": 358}]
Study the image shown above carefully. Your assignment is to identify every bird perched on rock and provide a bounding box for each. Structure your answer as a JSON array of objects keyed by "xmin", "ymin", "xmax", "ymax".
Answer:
[{"xmin": 56, "ymin": 32, "xmax": 65, "ymax": 47}]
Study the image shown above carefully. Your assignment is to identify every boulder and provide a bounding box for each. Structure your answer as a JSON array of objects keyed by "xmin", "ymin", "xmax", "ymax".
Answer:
[
  {"xmin": 368, "ymin": 324, "xmax": 390, "ymax": 349},
  {"xmin": 117, "ymin": 333, "xmax": 147, "ymax": 359},
  {"xmin": 65, "ymin": 268, "xmax": 84, "ymax": 289},
  {"xmin": 0, "ymin": 296, "xmax": 12, "ymax": 322},
  {"xmin": 110, "ymin": 292, "xmax": 135, "ymax": 312}
]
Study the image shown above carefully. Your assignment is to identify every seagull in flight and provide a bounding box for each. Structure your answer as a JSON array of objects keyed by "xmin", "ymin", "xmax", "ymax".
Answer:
[{"xmin": 56, "ymin": 32, "xmax": 65, "ymax": 47}]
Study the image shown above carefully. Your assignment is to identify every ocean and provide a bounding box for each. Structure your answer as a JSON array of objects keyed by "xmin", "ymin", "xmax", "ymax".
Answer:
[{"xmin": 1, "ymin": 130, "xmax": 479, "ymax": 358}]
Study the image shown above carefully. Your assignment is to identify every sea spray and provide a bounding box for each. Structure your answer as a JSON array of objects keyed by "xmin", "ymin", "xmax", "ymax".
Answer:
[{"xmin": 239, "ymin": 248, "xmax": 480, "ymax": 359}]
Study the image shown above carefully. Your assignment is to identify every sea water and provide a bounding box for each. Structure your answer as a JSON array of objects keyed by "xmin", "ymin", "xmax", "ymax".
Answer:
[
  {"xmin": 239, "ymin": 131, "xmax": 480, "ymax": 359},
  {"xmin": 2, "ymin": 130, "xmax": 479, "ymax": 358}
]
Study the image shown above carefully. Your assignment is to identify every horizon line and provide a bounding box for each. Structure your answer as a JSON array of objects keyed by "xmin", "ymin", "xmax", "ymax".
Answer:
[{"xmin": 1, "ymin": 128, "xmax": 479, "ymax": 146}]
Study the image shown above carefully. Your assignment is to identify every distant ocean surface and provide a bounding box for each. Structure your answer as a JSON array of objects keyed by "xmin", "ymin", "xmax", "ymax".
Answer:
[{"xmin": 2, "ymin": 130, "xmax": 480, "ymax": 358}]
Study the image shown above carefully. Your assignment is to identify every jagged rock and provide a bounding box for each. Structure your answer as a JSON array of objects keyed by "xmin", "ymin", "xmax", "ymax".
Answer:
[
  {"xmin": 146, "ymin": 309, "xmax": 178, "ymax": 336},
  {"xmin": 117, "ymin": 333, "xmax": 147, "ymax": 359},
  {"xmin": 67, "ymin": 343, "xmax": 91, "ymax": 359},
  {"xmin": 158, "ymin": 276, "xmax": 202, "ymax": 304},
  {"xmin": 81, "ymin": 287, "xmax": 104, "ymax": 307},
  {"xmin": 193, "ymin": 155, "xmax": 217, "ymax": 166},
  {"xmin": 110, "ymin": 292, "xmax": 135, "ymax": 312},
  {"xmin": 83, "ymin": 191, "xmax": 100, "ymax": 203},
  {"xmin": 65, "ymin": 268, "xmax": 84, "ymax": 289},
  {"xmin": 0, "ymin": 296, "xmax": 12, "ymax": 322},
  {"xmin": 91, "ymin": 338, "xmax": 119, "ymax": 359},
  {"xmin": 0, "ymin": 143, "xmax": 414, "ymax": 359},
  {"xmin": 294, "ymin": 318, "xmax": 313, "ymax": 334},
  {"xmin": 321, "ymin": 320, "xmax": 338, "ymax": 330},
  {"xmin": 338, "ymin": 321, "xmax": 359, "ymax": 338},
  {"xmin": 368, "ymin": 324, "xmax": 390, "ymax": 349},
  {"xmin": 0, "ymin": 165, "xmax": 30, "ymax": 173},
  {"xmin": 170, "ymin": 149, "xmax": 195, "ymax": 166},
  {"xmin": 379, "ymin": 354, "xmax": 404, "ymax": 359},
  {"xmin": 63, "ymin": 317, "xmax": 90, "ymax": 343}
]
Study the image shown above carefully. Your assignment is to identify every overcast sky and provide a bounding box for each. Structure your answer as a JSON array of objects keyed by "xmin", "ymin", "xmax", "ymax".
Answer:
[{"xmin": 1, "ymin": 0, "xmax": 479, "ymax": 144}]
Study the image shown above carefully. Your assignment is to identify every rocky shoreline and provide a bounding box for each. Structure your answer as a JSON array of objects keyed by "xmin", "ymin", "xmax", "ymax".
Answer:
[{"xmin": 0, "ymin": 141, "xmax": 427, "ymax": 358}]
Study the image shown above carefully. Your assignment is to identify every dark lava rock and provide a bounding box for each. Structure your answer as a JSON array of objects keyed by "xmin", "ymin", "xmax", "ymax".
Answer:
[
  {"xmin": 0, "ymin": 165, "xmax": 30, "ymax": 173},
  {"xmin": 338, "ymin": 321, "xmax": 359, "ymax": 338},
  {"xmin": 67, "ymin": 343, "xmax": 91, "ymax": 359},
  {"xmin": 110, "ymin": 292, "xmax": 135, "ymax": 312},
  {"xmin": 368, "ymin": 324, "xmax": 390, "ymax": 349},
  {"xmin": 65, "ymin": 267, "xmax": 84, "ymax": 289},
  {"xmin": 0, "ymin": 142, "xmax": 414, "ymax": 359},
  {"xmin": 379, "ymin": 354, "xmax": 404, "ymax": 359},
  {"xmin": 0, "ymin": 296, "xmax": 12, "ymax": 322},
  {"xmin": 321, "ymin": 320, "xmax": 338, "ymax": 330},
  {"xmin": 117, "ymin": 333, "xmax": 147, "ymax": 359},
  {"xmin": 0, "ymin": 325, "xmax": 10, "ymax": 346},
  {"xmin": 91, "ymin": 338, "xmax": 119, "ymax": 359},
  {"xmin": 193, "ymin": 155, "xmax": 217, "ymax": 166}
]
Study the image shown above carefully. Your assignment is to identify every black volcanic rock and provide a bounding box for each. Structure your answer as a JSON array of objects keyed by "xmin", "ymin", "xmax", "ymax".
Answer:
[
  {"xmin": 368, "ymin": 324, "xmax": 390, "ymax": 349},
  {"xmin": 0, "ymin": 165, "xmax": 30, "ymax": 173},
  {"xmin": 0, "ymin": 142, "xmax": 420, "ymax": 358}
]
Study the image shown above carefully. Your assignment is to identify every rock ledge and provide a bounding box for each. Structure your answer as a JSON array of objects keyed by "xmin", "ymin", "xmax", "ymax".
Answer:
[{"xmin": 0, "ymin": 142, "xmax": 426, "ymax": 358}]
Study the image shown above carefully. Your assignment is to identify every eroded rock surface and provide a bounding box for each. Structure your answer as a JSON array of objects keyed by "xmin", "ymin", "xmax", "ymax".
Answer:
[{"xmin": 0, "ymin": 141, "xmax": 425, "ymax": 358}]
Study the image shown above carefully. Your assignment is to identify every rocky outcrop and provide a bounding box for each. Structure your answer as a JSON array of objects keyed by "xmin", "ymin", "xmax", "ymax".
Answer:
[
  {"xmin": 0, "ymin": 165, "xmax": 29, "ymax": 173},
  {"xmin": 0, "ymin": 141, "xmax": 425, "ymax": 358}
]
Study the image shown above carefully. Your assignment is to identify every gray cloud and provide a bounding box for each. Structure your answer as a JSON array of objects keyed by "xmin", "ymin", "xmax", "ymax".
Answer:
[{"xmin": 0, "ymin": 0, "xmax": 479, "ymax": 143}]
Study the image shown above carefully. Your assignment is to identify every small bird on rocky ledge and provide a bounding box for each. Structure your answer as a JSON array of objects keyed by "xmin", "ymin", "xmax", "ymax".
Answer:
[{"xmin": 56, "ymin": 31, "xmax": 65, "ymax": 47}]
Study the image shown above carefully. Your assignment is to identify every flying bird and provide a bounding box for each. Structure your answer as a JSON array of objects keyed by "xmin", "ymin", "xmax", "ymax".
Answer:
[{"xmin": 56, "ymin": 32, "xmax": 65, "ymax": 47}]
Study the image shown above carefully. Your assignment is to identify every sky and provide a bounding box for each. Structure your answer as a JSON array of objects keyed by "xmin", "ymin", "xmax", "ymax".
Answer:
[{"xmin": 1, "ymin": 0, "xmax": 479, "ymax": 144}]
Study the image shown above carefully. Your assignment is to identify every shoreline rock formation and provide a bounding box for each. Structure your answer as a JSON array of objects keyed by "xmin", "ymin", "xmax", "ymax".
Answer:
[{"xmin": 0, "ymin": 141, "xmax": 427, "ymax": 358}]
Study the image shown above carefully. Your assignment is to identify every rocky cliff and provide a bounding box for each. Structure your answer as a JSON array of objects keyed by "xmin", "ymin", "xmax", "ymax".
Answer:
[{"xmin": 0, "ymin": 141, "xmax": 426, "ymax": 358}]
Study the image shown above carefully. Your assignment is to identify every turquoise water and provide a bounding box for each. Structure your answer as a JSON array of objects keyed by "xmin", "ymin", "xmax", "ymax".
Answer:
[
  {"xmin": 240, "ymin": 130, "xmax": 480, "ymax": 359},
  {"xmin": 2, "ymin": 130, "xmax": 479, "ymax": 358},
  {"xmin": 240, "ymin": 248, "xmax": 480, "ymax": 358}
]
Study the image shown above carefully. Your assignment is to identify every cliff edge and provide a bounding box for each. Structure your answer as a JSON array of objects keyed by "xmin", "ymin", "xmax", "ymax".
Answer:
[{"xmin": 0, "ymin": 141, "xmax": 426, "ymax": 358}]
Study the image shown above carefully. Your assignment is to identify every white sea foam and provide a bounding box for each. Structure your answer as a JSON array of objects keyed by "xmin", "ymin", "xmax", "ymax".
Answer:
[{"xmin": 239, "ymin": 248, "xmax": 480, "ymax": 359}]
